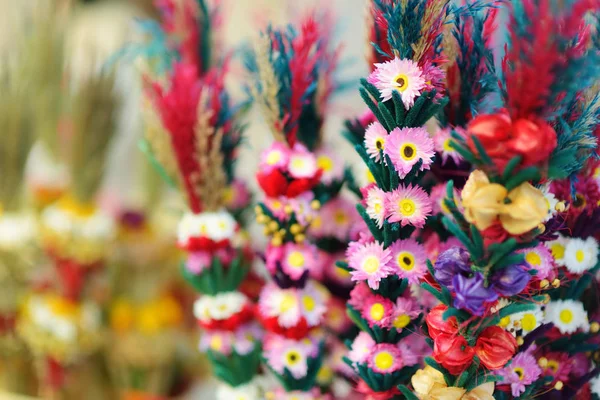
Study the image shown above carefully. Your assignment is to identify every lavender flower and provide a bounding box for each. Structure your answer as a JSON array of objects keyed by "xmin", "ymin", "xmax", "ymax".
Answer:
[
  {"xmin": 490, "ymin": 263, "xmax": 531, "ymax": 296},
  {"xmin": 433, "ymin": 246, "xmax": 472, "ymax": 288},
  {"xmin": 452, "ymin": 272, "xmax": 498, "ymax": 316}
]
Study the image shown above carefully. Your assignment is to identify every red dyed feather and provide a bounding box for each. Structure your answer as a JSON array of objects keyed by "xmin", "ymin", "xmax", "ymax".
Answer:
[
  {"xmin": 286, "ymin": 16, "xmax": 322, "ymax": 147},
  {"xmin": 148, "ymin": 62, "xmax": 203, "ymax": 212}
]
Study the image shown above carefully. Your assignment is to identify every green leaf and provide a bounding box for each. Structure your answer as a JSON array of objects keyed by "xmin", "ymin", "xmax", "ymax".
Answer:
[
  {"xmin": 422, "ymin": 283, "xmax": 447, "ymax": 305},
  {"xmin": 502, "ymin": 156, "xmax": 523, "ymax": 182},
  {"xmin": 469, "ymin": 225, "xmax": 484, "ymax": 261},
  {"xmin": 404, "ymin": 94, "xmax": 427, "ymax": 127},
  {"xmin": 379, "ymin": 101, "xmax": 397, "ymax": 132},
  {"xmin": 505, "ymin": 167, "xmax": 542, "ymax": 191},
  {"xmin": 392, "ymin": 91, "xmax": 406, "ymax": 126},
  {"xmin": 470, "ymin": 135, "xmax": 493, "ymax": 166},
  {"xmin": 441, "ymin": 216, "xmax": 476, "ymax": 256},
  {"xmin": 335, "ymin": 260, "xmax": 351, "ymax": 272},
  {"xmin": 357, "ymin": 203, "xmax": 384, "ymax": 242},
  {"xmin": 386, "ymin": 154, "xmax": 400, "ymax": 190},
  {"xmin": 360, "ymin": 87, "xmax": 385, "ymax": 125},
  {"xmin": 398, "ymin": 385, "xmax": 419, "ymax": 400}
]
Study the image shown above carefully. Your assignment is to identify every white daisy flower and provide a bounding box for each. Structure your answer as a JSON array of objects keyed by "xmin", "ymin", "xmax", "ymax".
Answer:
[
  {"xmin": 499, "ymin": 305, "xmax": 544, "ymax": 337},
  {"xmin": 259, "ymin": 285, "xmax": 301, "ymax": 328},
  {"xmin": 563, "ymin": 237, "xmax": 599, "ymax": 274},
  {"xmin": 210, "ymin": 292, "xmax": 248, "ymax": 320},
  {"xmin": 177, "ymin": 210, "xmax": 237, "ymax": 245},
  {"xmin": 541, "ymin": 187, "xmax": 559, "ymax": 222},
  {"xmin": 545, "ymin": 234, "xmax": 569, "ymax": 267},
  {"xmin": 299, "ymin": 282, "xmax": 327, "ymax": 326},
  {"xmin": 545, "ymin": 300, "xmax": 589, "ymax": 334},
  {"xmin": 193, "ymin": 296, "xmax": 214, "ymax": 323},
  {"xmin": 591, "ymin": 374, "xmax": 600, "ymax": 397},
  {"xmin": 287, "ymin": 151, "xmax": 318, "ymax": 179}
]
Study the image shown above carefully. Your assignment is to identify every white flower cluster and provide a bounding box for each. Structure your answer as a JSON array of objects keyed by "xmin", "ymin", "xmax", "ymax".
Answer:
[
  {"xmin": 544, "ymin": 299, "xmax": 590, "ymax": 334},
  {"xmin": 26, "ymin": 295, "xmax": 101, "ymax": 343},
  {"xmin": 546, "ymin": 235, "xmax": 599, "ymax": 274},
  {"xmin": 42, "ymin": 204, "xmax": 115, "ymax": 242},
  {"xmin": 193, "ymin": 292, "xmax": 249, "ymax": 322},
  {"xmin": 177, "ymin": 210, "xmax": 237, "ymax": 245},
  {"xmin": 0, "ymin": 212, "xmax": 37, "ymax": 250}
]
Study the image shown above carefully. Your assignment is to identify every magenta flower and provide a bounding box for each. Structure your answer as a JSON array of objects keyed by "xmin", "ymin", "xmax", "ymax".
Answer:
[
  {"xmin": 367, "ymin": 343, "xmax": 403, "ymax": 374},
  {"xmin": 388, "ymin": 239, "xmax": 427, "ymax": 284},
  {"xmin": 384, "ymin": 127, "xmax": 435, "ymax": 178},
  {"xmin": 364, "ymin": 121, "xmax": 388, "ymax": 162},
  {"xmin": 367, "ymin": 57, "xmax": 426, "ymax": 107},
  {"xmin": 384, "ymin": 184, "xmax": 432, "ymax": 228},
  {"xmin": 347, "ymin": 241, "xmax": 393, "ymax": 289}
]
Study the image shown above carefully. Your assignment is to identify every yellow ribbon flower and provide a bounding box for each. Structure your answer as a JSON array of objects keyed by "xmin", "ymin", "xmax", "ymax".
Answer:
[
  {"xmin": 411, "ymin": 366, "xmax": 495, "ymax": 400},
  {"xmin": 461, "ymin": 170, "xmax": 547, "ymax": 235}
]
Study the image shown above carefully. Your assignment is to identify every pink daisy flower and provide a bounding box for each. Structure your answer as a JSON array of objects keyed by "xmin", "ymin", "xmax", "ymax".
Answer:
[
  {"xmin": 367, "ymin": 343, "xmax": 403, "ymax": 374},
  {"xmin": 519, "ymin": 244, "xmax": 555, "ymax": 280},
  {"xmin": 199, "ymin": 331, "xmax": 233, "ymax": 355},
  {"xmin": 397, "ymin": 340, "xmax": 420, "ymax": 367},
  {"xmin": 287, "ymin": 144, "xmax": 318, "ymax": 179},
  {"xmin": 366, "ymin": 186, "xmax": 387, "ymax": 228},
  {"xmin": 298, "ymin": 281, "xmax": 328, "ymax": 327},
  {"xmin": 186, "ymin": 251, "xmax": 212, "ymax": 274},
  {"xmin": 259, "ymin": 283, "xmax": 301, "ymax": 328},
  {"xmin": 348, "ymin": 332, "xmax": 376, "ymax": 365},
  {"xmin": 318, "ymin": 197, "xmax": 359, "ymax": 240},
  {"xmin": 388, "ymin": 239, "xmax": 427, "ymax": 284},
  {"xmin": 362, "ymin": 294, "xmax": 394, "ymax": 328},
  {"xmin": 384, "ymin": 185, "xmax": 432, "ymax": 228},
  {"xmin": 434, "ymin": 127, "xmax": 463, "ymax": 165},
  {"xmin": 497, "ymin": 352, "xmax": 542, "ymax": 397},
  {"xmin": 384, "ymin": 127, "xmax": 435, "ymax": 178},
  {"xmin": 233, "ymin": 323, "xmax": 263, "ymax": 355},
  {"xmin": 260, "ymin": 142, "xmax": 289, "ymax": 172},
  {"xmin": 348, "ymin": 282, "xmax": 371, "ymax": 310},
  {"xmin": 390, "ymin": 296, "xmax": 420, "ymax": 331},
  {"xmin": 364, "ymin": 122, "xmax": 388, "ymax": 162},
  {"xmin": 315, "ymin": 148, "xmax": 345, "ymax": 184},
  {"xmin": 264, "ymin": 339, "xmax": 311, "ymax": 379},
  {"xmin": 281, "ymin": 243, "xmax": 317, "ymax": 280},
  {"xmin": 421, "ymin": 60, "xmax": 446, "ymax": 100},
  {"xmin": 367, "ymin": 57, "xmax": 426, "ymax": 107},
  {"xmin": 347, "ymin": 241, "xmax": 393, "ymax": 290}
]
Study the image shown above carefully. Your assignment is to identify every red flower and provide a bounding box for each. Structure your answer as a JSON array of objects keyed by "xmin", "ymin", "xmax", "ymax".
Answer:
[
  {"xmin": 475, "ymin": 326, "xmax": 517, "ymax": 370},
  {"xmin": 256, "ymin": 169, "xmax": 288, "ymax": 197},
  {"xmin": 481, "ymin": 222, "xmax": 509, "ymax": 247},
  {"xmin": 356, "ymin": 380, "xmax": 401, "ymax": 400},
  {"xmin": 425, "ymin": 304, "xmax": 458, "ymax": 340},
  {"xmin": 197, "ymin": 304, "xmax": 255, "ymax": 331},
  {"xmin": 432, "ymin": 333, "xmax": 475, "ymax": 375},
  {"xmin": 260, "ymin": 315, "xmax": 310, "ymax": 340},
  {"xmin": 467, "ymin": 113, "xmax": 557, "ymax": 172},
  {"xmin": 180, "ymin": 237, "xmax": 230, "ymax": 253},
  {"xmin": 286, "ymin": 170, "xmax": 322, "ymax": 197}
]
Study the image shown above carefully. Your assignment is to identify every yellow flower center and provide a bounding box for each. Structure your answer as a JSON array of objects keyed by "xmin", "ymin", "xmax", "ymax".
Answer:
[
  {"xmin": 521, "ymin": 313, "xmax": 537, "ymax": 331},
  {"xmin": 49, "ymin": 297, "xmax": 79, "ymax": 317},
  {"xmin": 271, "ymin": 200, "xmax": 282, "ymax": 210},
  {"xmin": 266, "ymin": 151, "xmax": 281, "ymax": 165},
  {"xmin": 210, "ymin": 335, "xmax": 223, "ymax": 351},
  {"xmin": 547, "ymin": 360, "xmax": 559, "ymax": 373},
  {"xmin": 400, "ymin": 143, "xmax": 417, "ymax": 161},
  {"xmin": 217, "ymin": 303, "xmax": 228, "ymax": 312},
  {"xmin": 442, "ymin": 138, "xmax": 454, "ymax": 152},
  {"xmin": 550, "ymin": 243, "xmax": 565, "ymax": 260},
  {"xmin": 525, "ymin": 251, "xmax": 542, "ymax": 266},
  {"xmin": 375, "ymin": 138, "xmax": 385, "ymax": 151},
  {"xmin": 58, "ymin": 195, "xmax": 96, "ymax": 218},
  {"xmin": 397, "ymin": 252, "xmax": 415, "ymax": 271},
  {"xmin": 374, "ymin": 351, "xmax": 394, "ymax": 370},
  {"xmin": 334, "ymin": 211, "xmax": 348, "ymax": 225},
  {"xmin": 393, "ymin": 74, "xmax": 410, "ymax": 92},
  {"xmin": 362, "ymin": 256, "xmax": 381, "ymax": 274},
  {"xmin": 312, "ymin": 215, "xmax": 322, "ymax": 229},
  {"xmin": 559, "ymin": 309, "xmax": 573, "ymax": 324},
  {"xmin": 302, "ymin": 295, "xmax": 316, "ymax": 312},
  {"xmin": 398, "ymin": 199, "xmax": 416, "ymax": 216},
  {"xmin": 499, "ymin": 316, "xmax": 511, "ymax": 328},
  {"xmin": 514, "ymin": 367, "xmax": 525, "ymax": 380},
  {"xmin": 393, "ymin": 314, "xmax": 411, "ymax": 329},
  {"xmin": 575, "ymin": 249, "xmax": 585, "ymax": 263},
  {"xmin": 370, "ymin": 303, "xmax": 385, "ymax": 321},
  {"xmin": 291, "ymin": 157, "xmax": 306, "ymax": 170},
  {"xmin": 374, "ymin": 202, "xmax": 383, "ymax": 214},
  {"xmin": 280, "ymin": 294, "xmax": 296, "ymax": 312},
  {"xmin": 317, "ymin": 155, "xmax": 334, "ymax": 172},
  {"xmin": 285, "ymin": 350, "xmax": 301, "ymax": 366},
  {"xmin": 287, "ymin": 251, "xmax": 306, "ymax": 268}
]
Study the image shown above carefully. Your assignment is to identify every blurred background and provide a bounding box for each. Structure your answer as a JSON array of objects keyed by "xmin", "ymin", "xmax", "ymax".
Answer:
[{"xmin": 0, "ymin": 0, "xmax": 367, "ymax": 398}]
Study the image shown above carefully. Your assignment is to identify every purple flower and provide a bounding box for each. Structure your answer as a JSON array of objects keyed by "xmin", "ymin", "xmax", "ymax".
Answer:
[
  {"xmin": 490, "ymin": 263, "xmax": 531, "ymax": 296},
  {"xmin": 452, "ymin": 272, "xmax": 498, "ymax": 316},
  {"xmin": 433, "ymin": 246, "xmax": 472, "ymax": 288}
]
